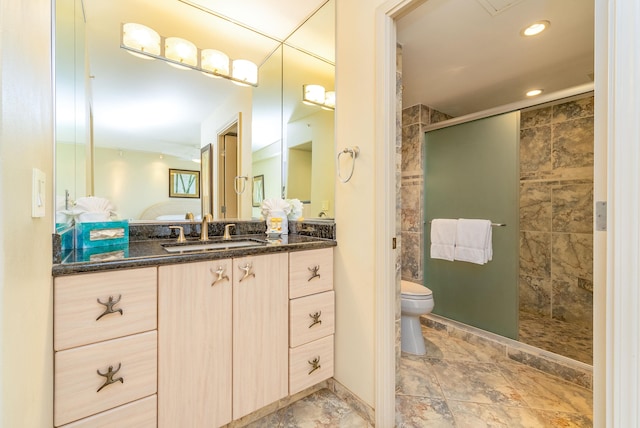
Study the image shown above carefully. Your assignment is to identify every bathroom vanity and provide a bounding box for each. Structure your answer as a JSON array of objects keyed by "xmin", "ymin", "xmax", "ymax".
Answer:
[{"xmin": 52, "ymin": 229, "xmax": 336, "ymax": 427}]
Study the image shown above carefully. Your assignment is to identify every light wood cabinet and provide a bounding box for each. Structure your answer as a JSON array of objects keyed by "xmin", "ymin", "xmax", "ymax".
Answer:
[
  {"xmin": 289, "ymin": 335, "xmax": 335, "ymax": 395},
  {"xmin": 288, "ymin": 248, "xmax": 335, "ymax": 395},
  {"xmin": 53, "ymin": 268, "xmax": 158, "ymax": 427},
  {"xmin": 54, "ymin": 267, "xmax": 157, "ymax": 351},
  {"xmin": 232, "ymin": 253, "xmax": 289, "ymax": 419},
  {"xmin": 54, "ymin": 246, "xmax": 334, "ymax": 427},
  {"xmin": 157, "ymin": 259, "xmax": 233, "ymax": 428},
  {"xmin": 289, "ymin": 248, "xmax": 334, "ymax": 299},
  {"xmin": 289, "ymin": 290, "xmax": 335, "ymax": 347},
  {"xmin": 59, "ymin": 390, "xmax": 157, "ymax": 428}
]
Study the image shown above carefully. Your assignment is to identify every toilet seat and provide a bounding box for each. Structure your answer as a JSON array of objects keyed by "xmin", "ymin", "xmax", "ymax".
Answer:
[{"xmin": 401, "ymin": 280, "xmax": 433, "ymax": 300}]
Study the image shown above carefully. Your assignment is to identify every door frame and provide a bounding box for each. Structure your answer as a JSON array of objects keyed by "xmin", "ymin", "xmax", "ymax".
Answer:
[
  {"xmin": 373, "ymin": 0, "xmax": 640, "ymax": 426},
  {"xmin": 215, "ymin": 114, "xmax": 242, "ymax": 219}
]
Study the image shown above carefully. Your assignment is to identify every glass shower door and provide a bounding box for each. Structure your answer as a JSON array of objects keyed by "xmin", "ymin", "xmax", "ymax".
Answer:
[{"xmin": 424, "ymin": 112, "xmax": 519, "ymax": 339}]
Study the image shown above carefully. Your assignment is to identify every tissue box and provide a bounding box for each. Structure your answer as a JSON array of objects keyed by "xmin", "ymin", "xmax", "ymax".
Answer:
[{"xmin": 75, "ymin": 220, "xmax": 129, "ymax": 249}]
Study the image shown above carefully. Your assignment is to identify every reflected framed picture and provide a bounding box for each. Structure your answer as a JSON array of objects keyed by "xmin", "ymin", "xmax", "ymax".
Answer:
[
  {"xmin": 252, "ymin": 175, "xmax": 264, "ymax": 207},
  {"xmin": 169, "ymin": 168, "xmax": 200, "ymax": 198}
]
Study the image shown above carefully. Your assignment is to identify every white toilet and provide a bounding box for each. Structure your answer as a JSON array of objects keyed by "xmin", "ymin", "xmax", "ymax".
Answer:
[{"xmin": 401, "ymin": 280, "xmax": 435, "ymax": 355}]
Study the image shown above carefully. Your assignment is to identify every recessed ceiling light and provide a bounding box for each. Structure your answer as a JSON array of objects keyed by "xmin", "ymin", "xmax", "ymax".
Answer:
[
  {"xmin": 526, "ymin": 89, "xmax": 543, "ymax": 97},
  {"xmin": 521, "ymin": 20, "xmax": 550, "ymax": 37}
]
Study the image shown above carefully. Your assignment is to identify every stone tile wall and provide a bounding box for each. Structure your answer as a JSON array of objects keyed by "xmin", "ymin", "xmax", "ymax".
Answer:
[
  {"xmin": 400, "ymin": 105, "xmax": 451, "ymax": 283},
  {"xmin": 519, "ymin": 96, "xmax": 594, "ymax": 328}
]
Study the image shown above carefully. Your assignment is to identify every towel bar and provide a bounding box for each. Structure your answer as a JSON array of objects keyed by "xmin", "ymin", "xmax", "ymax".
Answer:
[{"xmin": 428, "ymin": 220, "xmax": 506, "ymax": 227}]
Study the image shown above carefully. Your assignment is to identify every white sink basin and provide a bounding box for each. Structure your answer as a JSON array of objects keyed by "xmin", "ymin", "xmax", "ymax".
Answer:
[{"xmin": 163, "ymin": 240, "xmax": 266, "ymax": 253}]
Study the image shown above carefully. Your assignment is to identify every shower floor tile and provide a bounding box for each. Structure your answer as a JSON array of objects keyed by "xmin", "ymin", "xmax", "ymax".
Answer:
[{"xmin": 519, "ymin": 310, "xmax": 593, "ymax": 364}]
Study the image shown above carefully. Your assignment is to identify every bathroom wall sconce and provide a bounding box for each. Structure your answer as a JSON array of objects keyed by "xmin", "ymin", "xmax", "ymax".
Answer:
[
  {"xmin": 121, "ymin": 23, "xmax": 258, "ymax": 87},
  {"xmin": 302, "ymin": 84, "xmax": 335, "ymax": 110}
]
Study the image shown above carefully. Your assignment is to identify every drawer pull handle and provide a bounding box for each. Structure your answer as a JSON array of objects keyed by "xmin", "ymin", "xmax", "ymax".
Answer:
[
  {"xmin": 239, "ymin": 263, "xmax": 255, "ymax": 282},
  {"xmin": 96, "ymin": 363, "xmax": 124, "ymax": 392},
  {"xmin": 211, "ymin": 266, "xmax": 229, "ymax": 286},
  {"xmin": 308, "ymin": 265, "xmax": 321, "ymax": 282},
  {"xmin": 308, "ymin": 357, "xmax": 321, "ymax": 375},
  {"xmin": 309, "ymin": 311, "xmax": 322, "ymax": 328},
  {"xmin": 96, "ymin": 295, "xmax": 123, "ymax": 321}
]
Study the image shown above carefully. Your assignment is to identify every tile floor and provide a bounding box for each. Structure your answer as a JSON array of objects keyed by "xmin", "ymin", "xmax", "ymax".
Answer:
[
  {"xmin": 518, "ymin": 310, "xmax": 593, "ymax": 365},
  {"xmin": 247, "ymin": 323, "xmax": 593, "ymax": 427}
]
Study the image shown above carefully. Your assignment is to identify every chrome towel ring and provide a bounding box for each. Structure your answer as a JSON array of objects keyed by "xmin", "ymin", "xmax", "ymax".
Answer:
[{"xmin": 337, "ymin": 146, "xmax": 360, "ymax": 183}]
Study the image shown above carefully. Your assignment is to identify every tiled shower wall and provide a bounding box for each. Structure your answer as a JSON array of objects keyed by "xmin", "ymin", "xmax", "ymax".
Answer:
[
  {"xmin": 400, "ymin": 105, "xmax": 451, "ymax": 283},
  {"xmin": 519, "ymin": 95, "xmax": 594, "ymax": 327}
]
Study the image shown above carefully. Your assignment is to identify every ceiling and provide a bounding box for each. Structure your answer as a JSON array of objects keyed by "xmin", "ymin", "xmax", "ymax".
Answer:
[
  {"xmin": 72, "ymin": 0, "xmax": 331, "ymax": 160},
  {"xmin": 397, "ymin": 0, "xmax": 594, "ymax": 117}
]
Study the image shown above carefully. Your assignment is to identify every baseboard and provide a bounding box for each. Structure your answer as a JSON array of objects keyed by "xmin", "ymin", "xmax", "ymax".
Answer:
[{"xmin": 326, "ymin": 378, "xmax": 376, "ymax": 426}]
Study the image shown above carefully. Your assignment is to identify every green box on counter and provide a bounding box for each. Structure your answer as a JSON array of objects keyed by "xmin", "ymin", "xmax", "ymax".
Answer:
[
  {"xmin": 76, "ymin": 243, "xmax": 130, "ymax": 262},
  {"xmin": 75, "ymin": 220, "xmax": 129, "ymax": 249}
]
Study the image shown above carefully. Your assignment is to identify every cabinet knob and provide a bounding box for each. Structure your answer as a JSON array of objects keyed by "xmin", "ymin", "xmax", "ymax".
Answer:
[
  {"xmin": 211, "ymin": 266, "xmax": 229, "ymax": 287},
  {"xmin": 307, "ymin": 265, "xmax": 321, "ymax": 282},
  {"xmin": 308, "ymin": 357, "xmax": 321, "ymax": 375},
  {"xmin": 96, "ymin": 362, "xmax": 124, "ymax": 392},
  {"xmin": 238, "ymin": 263, "xmax": 255, "ymax": 282},
  {"xmin": 309, "ymin": 311, "xmax": 322, "ymax": 328},
  {"xmin": 96, "ymin": 295, "xmax": 124, "ymax": 321}
]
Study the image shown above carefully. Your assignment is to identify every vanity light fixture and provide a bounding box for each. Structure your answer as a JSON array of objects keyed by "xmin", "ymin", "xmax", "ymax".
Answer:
[
  {"xmin": 122, "ymin": 23, "xmax": 161, "ymax": 59},
  {"xmin": 521, "ymin": 20, "xmax": 550, "ymax": 37},
  {"xmin": 302, "ymin": 84, "xmax": 335, "ymax": 110},
  {"xmin": 201, "ymin": 49, "xmax": 230, "ymax": 77},
  {"xmin": 120, "ymin": 22, "xmax": 258, "ymax": 86},
  {"xmin": 231, "ymin": 59, "xmax": 259, "ymax": 87},
  {"xmin": 526, "ymin": 89, "xmax": 543, "ymax": 97},
  {"xmin": 164, "ymin": 37, "xmax": 198, "ymax": 69}
]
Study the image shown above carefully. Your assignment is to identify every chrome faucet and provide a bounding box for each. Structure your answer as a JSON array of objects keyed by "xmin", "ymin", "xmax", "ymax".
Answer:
[
  {"xmin": 200, "ymin": 213, "xmax": 213, "ymax": 241},
  {"xmin": 318, "ymin": 211, "xmax": 327, "ymax": 217},
  {"xmin": 223, "ymin": 223, "xmax": 236, "ymax": 241}
]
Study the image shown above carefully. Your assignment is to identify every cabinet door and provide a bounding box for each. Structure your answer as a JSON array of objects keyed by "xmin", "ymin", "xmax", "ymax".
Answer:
[
  {"xmin": 158, "ymin": 259, "xmax": 233, "ymax": 428},
  {"xmin": 232, "ymin": 253, "xmax": 289, "ymax": 419}
]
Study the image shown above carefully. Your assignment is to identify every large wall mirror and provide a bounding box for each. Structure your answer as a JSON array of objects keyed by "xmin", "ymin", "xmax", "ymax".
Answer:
[{"xmin": 54, "ymin": 0, "xmax": 334, "ymax": 224}]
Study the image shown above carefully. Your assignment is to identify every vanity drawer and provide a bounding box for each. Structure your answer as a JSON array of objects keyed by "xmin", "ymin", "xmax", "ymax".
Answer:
[
  {"xmin": 54, "ymin": 331, "xmax": 157, "ymax": 427},
  {"xmin": 289, "ymin": 291, "xmax": 334, "ymax": 348},
  {"xmin": 289, "ymin": 335, "xmax": 334, "ymax": 395},
  {"xmin": 54, "ymin": 267, "xmax": 157, "ymax": 351},
  {"xmin": 289, "ymin": 248, "xmax": 333, "ymax": 299},
  {"xmin": 59, "ymin": 395, "xmax": 157, "ymax": 428}
]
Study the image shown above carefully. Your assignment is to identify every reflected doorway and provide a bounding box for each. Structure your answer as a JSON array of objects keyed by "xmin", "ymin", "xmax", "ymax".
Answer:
[{"xmin": 217, "ymin": 123, "xmax": 239, "ymax": 219}]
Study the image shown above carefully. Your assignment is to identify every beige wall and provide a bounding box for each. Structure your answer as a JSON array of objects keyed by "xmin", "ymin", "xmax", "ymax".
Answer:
[
  {"xmin": 201, "ymin": 92, "xmax": 253, "ymax": 219},
  {"xmin": 333, "ymin": 0, "xmax": 385, "ymax": 408},
  {"xmin": 93, "ymin": 147, "xmax": 201, "ymax": 220},
  {"xmin": 0, "ymin": 0, "xmax": 55, "ymax": 425},
  {"xmin": 286, "ymin": 111, "xmax": 335, "ymax": 218}
]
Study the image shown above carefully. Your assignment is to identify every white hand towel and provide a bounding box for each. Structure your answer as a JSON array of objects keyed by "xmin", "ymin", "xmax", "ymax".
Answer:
[
  {"xmin": 430, "ymin": 219, "xmax": 457, "ymax": 261},
  {"xmin": 454, "ymin": 219, "xmax": 493, "ymax": 265}
]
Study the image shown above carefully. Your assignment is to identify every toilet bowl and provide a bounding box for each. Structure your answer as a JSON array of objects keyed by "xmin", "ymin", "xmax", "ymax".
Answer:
[{"xmin": 400, "ymin": 280, "xmax": 435, "ymax": 355}]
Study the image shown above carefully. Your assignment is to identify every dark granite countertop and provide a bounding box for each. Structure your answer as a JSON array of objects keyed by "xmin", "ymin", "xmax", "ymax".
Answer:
[{"xmin": 52, "ymin": 234, "xmax": 336, "ymax": 277}]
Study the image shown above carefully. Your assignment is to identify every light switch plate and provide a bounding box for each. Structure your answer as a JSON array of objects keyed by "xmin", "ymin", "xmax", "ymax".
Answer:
[{"xmin": 32, "ymin": 168, "xmax": 46, "ymax": 218}]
